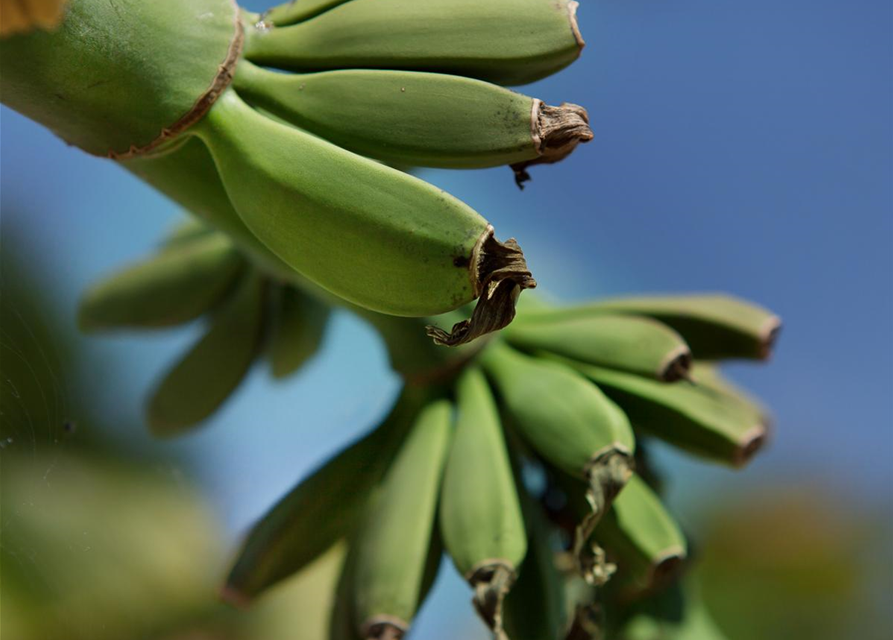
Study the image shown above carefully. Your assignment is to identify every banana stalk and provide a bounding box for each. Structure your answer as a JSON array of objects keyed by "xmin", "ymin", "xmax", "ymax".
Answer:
[
  {"xmin": 233, "ymin": 61, "xmax": 592, "ymax": 178},
  {"xmin": 481, "ymin": 342, "xmax": 634, "ymax": 584},
  {"xmin": 243, "ymin": 0, "xmax": 584, "ymax": 87},
  {"xmin": 505, "ymin": 313, "xmax": 692, "ymax": 382},
  {"xmin": 352, "ymin": 399, "xmax": 453, "ymax": 640},
  {"xmin": 147, "ymin": 270, "xmax": 266, "ymax": 436},
  {"xmin": 440, "ymin": 367, "xmax": 527, "ymax": 639},
  {"xmin": 78, "ymin": 233, "xmax": 245, "ymax": 331}
]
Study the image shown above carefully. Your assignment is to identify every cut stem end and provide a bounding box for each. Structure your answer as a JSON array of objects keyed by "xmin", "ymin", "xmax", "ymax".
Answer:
[
  {"xmin": 512, "ymin": 102, "xmax": 593, "ymax": 189},
  {"xmin": 573, "ymin": 448, "xmax": 634, "ymax": 585},
  {"xmin": 467, "ymin": 561, "xmax": 517, "ymax": 640},
  {"xmin": 426, "ymin": 227, "xmax": 536, "ymax": 347}
]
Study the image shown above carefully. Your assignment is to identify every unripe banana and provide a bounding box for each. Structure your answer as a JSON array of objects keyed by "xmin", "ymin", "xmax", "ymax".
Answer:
[
  {"xmin": 267, "ymin": 285, "xmax": 331, "ymax": 379},
  {"xmin": 78, "ymin": 233, "xmax": 244, "ymax": 331},
  {"xmin": 125, "ymin": 136, "xmax": 298, "ymax": 281},
  {"xmin": 439, "ymin": 367, "xmax": 527, "ymax": 638},
  {"xmin": 194, "ymin": 89, "xmax": 536, "ymax": 345},
  {"xmin": 558, "ymin": 358, "xmax": 768, "ymax": 467},
  {"xmin": 223, "ymin": 387, "xmax": 426, "ymax": 603},
  {"xmin": 352, "ymin": 399, "xmax": 453, "ymax": 640},
  {"xmin": 243, "ymin": 0, "xmax": 585, "ymax": 87},
  {"xmin": 234, "ymin": 61, "xmax": 592, "ymax": 178},
  {"xmin": 261, "ymin": 0, "xmax": 354, "ymax": 27},
  {"xmin": 595, "ymin": 475, "xmax": 686, "ymax": 597},
  {"xmin": 161, "ymin": 217, "xmax": 213, "ymax": 252},
  {"xmin": 691, "ymin": 362, "xmax": 772, "ymax": 427},
  {"xmin": 146, "ymin": 271, "xmax": 266, "ymax": 436},
  {"xmin": 480, "ymin": 342, "xmax": 634, "ymax": 584},
  {"xmin": 524, "ymin": 294, "xmax": 781, "ymax": 361},
  {"xmin": 505, "ymin": 313, "xmax": 692, "ymax": 382},
  {"xmin": 619, "ymin": 581, "xmax": 729, "ymax": 640},
  {"xmin": 502, "ymin": 492, "xmax": 567, "ymax": 640}
]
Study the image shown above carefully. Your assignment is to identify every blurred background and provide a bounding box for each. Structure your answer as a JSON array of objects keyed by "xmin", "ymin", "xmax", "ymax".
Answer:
[{"xmin": 1, "ymin": 0, "xmax": 891, "ymax": 638}]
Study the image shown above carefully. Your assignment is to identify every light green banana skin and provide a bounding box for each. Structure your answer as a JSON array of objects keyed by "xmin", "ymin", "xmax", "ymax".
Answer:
[
  {"xmin": 124, "ymin": 136, "xmax": 297, "ymax": 281},
  {"xmin": 441, "ymin": 367, "xmax": 527, "ymax": 576},
  {"xmin": 439, "ymin": 367, "xmax": 527, "ymax": 636},
  {"xmin": 506, "ymin": 313, "xmax": 692, "ymax": 381},
  {"xmin": 195, "ymin": 89, "xmax": 488, "ymax": 317},
  {"xmin": 223, "ymin": 387, "xmax": 425, "ymax": 603},
  {"xmin": 78, "ymin": 233, "xmax": 244, "ymax": 331},
  {"xmin": 147, "ymin": 271, "xmax": 265, "ymax": 436},
  {"xmin": 596, "ymin": 475, "xmax": 687, "ymax": 596},
  {"xmin": 161, "ymin": 217, "xmax": 215, "ymax": 252},
  {"xmin": 482, "ymin": 342, "xmax": 635, "ymax": 476},
  {"xmin": 267, "ymin": 285, "xmax": 330, "ymax": 379},
  {"xmin": 262, "ymin": 0, "xmax": 354, "ymax": 26},
  {"xmin": 562, "ymin": 359, "xmax": 768, "ymax": 467},
  {"xmin": 234, "ymin": 62, "xmax": 539, "ymax": 169},
  {"xmin": 524, "ymin": 295, "xmax": 781, "ymax": 361},
  {"xmin": 243, "ymin": 0, "xmax": 584, "ymax": 87},
  {"xmin": 353, "ymin": 399, "xmax": 453, "ymax": 637}
]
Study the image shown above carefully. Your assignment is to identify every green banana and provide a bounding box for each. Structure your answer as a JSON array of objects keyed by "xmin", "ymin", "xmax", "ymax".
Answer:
[
  {"xmin": 618, "ymin": 580, "xmax": 729, "ymax": 640},
  {"xmin": 223, "ymin": 387, "xmax": 425, "ymax": 603},
  {"xmin": 124, "ymin": 136, "xmax": 297, "ymax": 281},
  {"xmin": 523, "ymin": 294, "xmax": 781, "ymax": 361},
  {"xmin": 560, "ymin": 359, "xmax": 768, "ymax": 467},
  {"xmin": 481, "ymin": 342, "xmax": 634, "ymax": 584},
  {"xmin": 352, "ymin": 399, "xmax": 453, "ymax": 640},
  {"xmin": 243, "ymin": 0, "xmax": 584, "ymax": 87},
  {"xmin": 261, "ymin": 0, "xmax": 353, "ymax": 26},
  {"xmin": 595, "ymin": 475, "xmax": 687, "ymax": 597},
  {"xmin": 160, "ymin": 217, "xmax": 213, "ymax": 252},
  {"xmin": 502, "ymin": 493, "xmax": 567, "ymax": 640},
  {"xmin": 78, "ymin": 232, "xmax": 245, "ymax": 331},
  {"xmin": 505, "ymin": 313, "xmax": 692, "ymax": 382},
  {"xmin": 267, "ymin": 285, "xmax": 331, "ymax": 379},
  {"xmin": 691, "ymin": 363, "xmax": 772, "ymax": 427},
  {"xmin": 234, "ymin": 61, "xmax": 592, "ymax": 176},
  {"xmin": 146, "ymin": 271, "xmax": 266, "ymax": 436},
  {"xmin": 194, "ymin": 89, "xmax": 536, "ymax": 345},
  {"xmin": 439, "ymin": 367, "xmax": 527, "ymax": 638}
]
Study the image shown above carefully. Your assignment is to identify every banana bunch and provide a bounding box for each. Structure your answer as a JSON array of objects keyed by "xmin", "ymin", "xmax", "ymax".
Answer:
[
  {"xmin": 79, "ymin": 221, "xmax": 331, "ymax": 436},
  {"xmin": 1, "ymin": 0, "xmax": 598, "ymax": 345},
  {"xmin": 80, "ymin": 222, "xmax": 780, "ymax": 637},
  {"xmin": 179, "ymin": 0, "xmax": 594, "ymax": 343},
  {"xmin": 171, "ymin": 258, "xmax": 776, "ymax": 638}
]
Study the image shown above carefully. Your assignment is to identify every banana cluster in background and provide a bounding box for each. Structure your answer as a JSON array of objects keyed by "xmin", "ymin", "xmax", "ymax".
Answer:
[{"xmin": 79, "ymin": 218, "xmax": 781, "ymax": 640}]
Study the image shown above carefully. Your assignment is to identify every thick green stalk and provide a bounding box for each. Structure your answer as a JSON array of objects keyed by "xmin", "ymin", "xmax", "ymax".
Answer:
[{"xmin": 0, "ymin": 0, "xmax": 240, "ymax": 157}]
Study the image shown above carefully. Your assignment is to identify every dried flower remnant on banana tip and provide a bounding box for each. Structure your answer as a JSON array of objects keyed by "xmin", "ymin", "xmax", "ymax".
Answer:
[
  {"xmin": 426, "ymin": 226, "xmax": 537, "ymax": 347},
  {"xmin": 512, "ymin": 101, "xmax": 594, "ymax": 189}
]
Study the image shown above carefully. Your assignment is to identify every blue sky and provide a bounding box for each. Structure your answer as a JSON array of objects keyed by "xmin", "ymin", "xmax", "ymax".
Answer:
[{"xmin": 2, "ymin": 0, "xmax": 890, "ymax": 637}]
